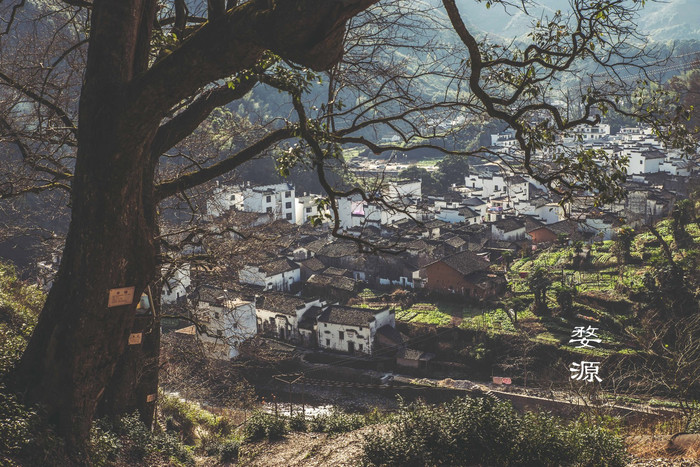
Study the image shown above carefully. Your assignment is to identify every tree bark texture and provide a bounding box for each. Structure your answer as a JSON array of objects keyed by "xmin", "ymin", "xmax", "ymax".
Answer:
[{"xmin": 7, "ymin": 0, "xmax": 378, "ymax": 451}]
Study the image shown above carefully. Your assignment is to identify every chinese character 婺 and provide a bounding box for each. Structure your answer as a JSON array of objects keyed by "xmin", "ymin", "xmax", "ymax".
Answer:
[{"xmin": 569, "ymin": 326, "xmax": 602, "ymax": 349}]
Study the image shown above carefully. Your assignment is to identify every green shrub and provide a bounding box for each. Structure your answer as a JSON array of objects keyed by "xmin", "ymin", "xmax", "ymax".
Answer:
[
  {"xmin": 219, "ymin": 439, "xmax": 240, "ymax": 463},
  {"xmin": 512, "ymin": 412, "xmax": 571, "ymax": 466},
  {"xmin": 309, "ymin": 409, "xmax": 365, "ymax": 435},
  {"xmin": 244, "ymin": 411, "xmax": 288, "ymax": 441},
  {"xmin": 152, "ymin": 432, "xmax": 194, "ymax": 465},
  {"xmin": 0, "ymin": 386, "xmax": 38, "ymax": 454},
  {"xmin": 117, "ymin": 412, "xmax": 152, "ymax": 458},
  {"xmin": 567, "ymin": 421, "xmax": 629, "ymax": 467},
  {"xmin": 116, "ymin": 412, "xmax": 194, "ymax": 465},
  {"xmin": 213, "ymin": 415, "xmax": 235, "ymax": 436},
  {"xmin": 198, "ymin": 433, "xmax": 223, "ymax": 457},
  {"xmin": 160, "ymin": 393, "xmax": 218, "ymax": 436},
  {"xmin": 88, "ymin": 420, "xmax": 122, "ymax": 467},
  {"xmin": 361, "ymin": 397, "xmax": 629, "ymax": 467},
  {"xmin": 289, "ymin": 413, "xmax": 308, "ymax": 432}
]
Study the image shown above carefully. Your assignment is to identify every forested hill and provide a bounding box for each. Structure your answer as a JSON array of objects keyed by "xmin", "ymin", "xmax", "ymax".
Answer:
[{"xmin": 454, "ymin": 0, "xmax": 700, "ymax": 43}]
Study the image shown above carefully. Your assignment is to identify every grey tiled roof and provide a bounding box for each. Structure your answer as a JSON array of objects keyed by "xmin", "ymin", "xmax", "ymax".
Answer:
[
  {"xmin": 307, "ymin": 274, "xmax": 357, "ymax": 291},
  {"xmin": 493, "ymin": 217, "xmax": 525, "ymax": 233},
  {"xmin": 257, "ymin": 293, "xmax": 311, "ymax": 316},
  {"xmin": 317, "ymin": 305, "xmax": 389, "ymax": 326},
  {"xmin": 429, "ymin": 250, "xmax": 491, "ymax": 276},
  {"xmin": 258, "ymin": 258, "xmax": 300, "ymax": 275},
  {"xmin": 300, "ymin": 257, "xmax": 326, "ymax": 272}
]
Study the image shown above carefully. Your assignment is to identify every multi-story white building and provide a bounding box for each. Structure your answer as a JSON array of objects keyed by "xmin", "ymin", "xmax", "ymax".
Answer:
[
  {"xmin": 255, "ymin": 294, "xmax": 326, "ymax": 346},
  {"xmin": 491, "ymin": 128, "xmax": 517, "ymax": 148},
  {"xmin": 316, "ymin": 305, "xmax": 395, "ymax": 356},
  {"xmin": 562, "ymin": 123, "xmax": 610, "ymax": 144},
  {"xmin": 614, "ymin": 126, "xmax": 656, "ymax": 145},
  {"xmin": 207, "ymin": 182, "xmax": 296, "ymax": 222},
  {"xmin": 464, "ymin": 173, "xmax": 529, "ymax": 203},
  {"xmin": 194, "ymin": 287, "xmax": 257, "ymax": 359}
]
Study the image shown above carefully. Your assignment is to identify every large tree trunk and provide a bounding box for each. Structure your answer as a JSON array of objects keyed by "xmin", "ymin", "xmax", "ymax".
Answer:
[
  {"xmin": 9, "ymin": 138, "xmax": 159, "ymax": 449},
  {"xmin": 6, "ymin": 0, "xmax": 377, "ymax": 452},
  {"xmin": 8, "ymin": 0, "xmax": 160, "ymax": 451},
  {"xmin": 97, "ymin": 305, "xmax": 161, "ymax": 427}
]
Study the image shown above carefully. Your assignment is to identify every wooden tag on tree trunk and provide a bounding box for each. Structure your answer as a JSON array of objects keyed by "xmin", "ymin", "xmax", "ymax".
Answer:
[
  {"xmin": 108, "ymin": 286, "xmax": 135, "ymax": 307},
  {"xmin": 128, "ymin": 333, "xmax": 143, "ymax": 345},
  {"xmin": 146, "ymin": 393, "xmax": 157, "ymax": 403}
]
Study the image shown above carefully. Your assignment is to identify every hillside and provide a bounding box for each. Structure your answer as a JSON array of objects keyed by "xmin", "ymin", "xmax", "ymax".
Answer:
[{"xmin": 454, "ymin": 0, "xmax": 700, "ymax": 43}]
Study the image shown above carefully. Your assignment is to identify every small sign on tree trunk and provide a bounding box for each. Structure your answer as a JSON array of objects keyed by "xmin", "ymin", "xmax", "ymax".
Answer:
[
  {"xmin": 108, "ymin": 287, "xmax": 135, "ymax": 307},
  {"xmin": 128, "ymin": 333, "xmax": 143, "ymax": 345}
]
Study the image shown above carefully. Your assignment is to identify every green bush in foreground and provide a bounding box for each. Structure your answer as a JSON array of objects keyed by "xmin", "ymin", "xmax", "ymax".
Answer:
[
  {"xmin": 361, "ymin": 397, "xmax": 629, "ymax": 467},
  {"xmin": 243, "ymin": 411, "xmax": 288, "ymax": 441},
  {"xmin": 88, "ymin": 412, "xmax": 194, "ymax": 466},
  {"xmin": 219, "ymin": 439, "xmax": 240, "ymax": 463},
  {"xmin": 686, "ymin": 410, "xmax": 700, "ymax": 433},
  {"xmin": 308, "ymin": 408, "xmax": 366, "ymax": 435}
]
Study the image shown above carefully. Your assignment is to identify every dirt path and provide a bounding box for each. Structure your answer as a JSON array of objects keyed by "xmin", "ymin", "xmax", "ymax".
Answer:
[{"xmin": 237, "ymin": 426, "xmax": 378, "ymax": 467}]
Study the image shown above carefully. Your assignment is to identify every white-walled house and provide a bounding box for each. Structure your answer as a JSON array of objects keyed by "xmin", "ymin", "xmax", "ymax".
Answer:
[
  {"xmin": 534, "ymin": 202, "xmax": 565, "ymax": 224},
  {"xmin": 194, "ymin": 287, "xmax": 257, "ymax": 359},
  {"xmin": 462, "ymin": 196, "xmax": 489, "ymax": 219},
  {"xmin": 161, "ymin": 263, "xmax": 191, "ymax": 305},
  {"xmin": 491, "ymin": 217, "xmax": 526, "ymax": 241},
  {"xmin": 465, "ymin": 173, "xmax": 506, "ymax": 199},
  {"xmin": 491, "ymin": 128, "xmax": 517, "ymax": 148},
  {"xmin": 207, "ymin": 182, "xmax": 296, "ymax": 222},
  {"xmin": 239, "ymin": 258, "xmax": 301, "ymax": 292},
  {"xmin": 206, "ymin": 184, "xmax": 245, "ymax": 217},
  {"xmin": 317, "ymin": 305, "xmax": 395, "ymax": 356},
  {"xmin": 562, "ymin": 123, "xmax": 610, "ymax": 144},
  {"xmin": 436, "ymin": 206, "xmax": 480, "ymax": 224},
  {"xmin": 625, "ymin": 147, "xmax": 665, "ymax": 175},
  {"xmin": 659, "ymin": 156, "xmax": 693, "ymax": 176},
  {"xmin": 295, "ymin": 193, "xmax": 328, "ymax": 225},
  {"xmin": 255, "ymin": 294, "xmax": 326, "ymax": 346},
  {"xmin": 336, "ymin": 179, "xmax": 422, "ymax": 230},
  {"xmin": 581, "ymin": 212, "xmax": 621, "ymax": 241},
  {"xmin": 464, "ymin": 173, "xmax": 529, "ymax": 203},
  {"xmin": 505, "ymin": 175, "xmax": 529, "ymax": 202}
]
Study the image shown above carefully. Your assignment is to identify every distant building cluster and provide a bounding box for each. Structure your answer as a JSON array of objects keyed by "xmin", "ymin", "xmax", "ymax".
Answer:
[
  {"xmin": 151, "ymin": 123, "xmax": 697, "ymax": 360},
  {"xmin": 35, "ymin": 124, "xmax": 696, "ymax": 363}
]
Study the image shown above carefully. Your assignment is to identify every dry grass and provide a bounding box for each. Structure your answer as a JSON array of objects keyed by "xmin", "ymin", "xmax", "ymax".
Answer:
[{"xmin": 627, "ymin": 435, "xmax": 700, "ymax": 462}]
